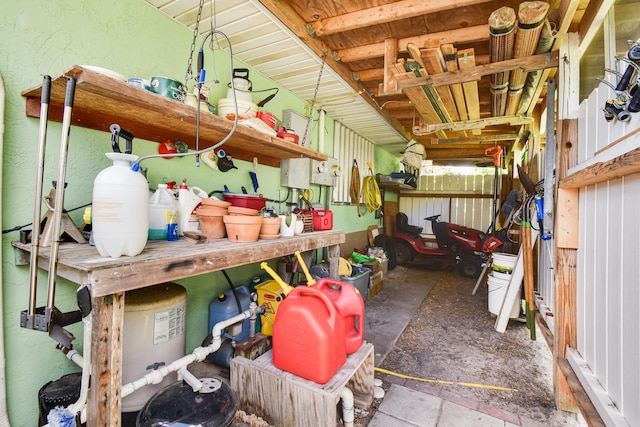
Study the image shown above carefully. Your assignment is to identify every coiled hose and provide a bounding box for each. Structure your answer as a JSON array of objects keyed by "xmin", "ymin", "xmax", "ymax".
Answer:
[{"xmin": 362, "ymin": 175, "xmax": 381, "ymax": 213}]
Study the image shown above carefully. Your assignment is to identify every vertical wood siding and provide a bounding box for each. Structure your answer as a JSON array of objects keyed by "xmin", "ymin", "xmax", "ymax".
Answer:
[{"xmin": 572, "ymin": 80, "xmax": 640, "ymax": 425}]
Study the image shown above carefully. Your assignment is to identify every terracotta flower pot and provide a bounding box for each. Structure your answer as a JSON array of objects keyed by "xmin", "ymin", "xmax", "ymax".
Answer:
[
  {"xmin": 223, "ymin": 215, "xmax": 263, "ymax": 242},
  {"xmin": 260, "ymin": 216, "xmax": 281, "ymax": 236},
  {"xmin": 201, "ymin": 197, "xmax": 232, "ymax": 208},
  {"xmin": 198, "ymin": 214, "xmax": 226, "ymax": 239},
  {"xmin": 197, "ymin": 206, "xmax": 228, "ymax": 217},
  {"xmin": 227, "ymin": 206, "xmax": 260, "ymax": 216}
]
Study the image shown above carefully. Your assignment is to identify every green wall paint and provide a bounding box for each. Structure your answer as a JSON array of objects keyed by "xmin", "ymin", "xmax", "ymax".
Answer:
[{"xmin": 0, "ymin": 1, "xmax": 398, "ymax": 424}]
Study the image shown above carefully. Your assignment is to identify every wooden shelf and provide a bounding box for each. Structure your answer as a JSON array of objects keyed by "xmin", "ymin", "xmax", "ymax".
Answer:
[
  {"xmin": 13, "ymin": 230, "xmax": 345, "ymax": 297},
  {"xmin": 377, "ymin": 181, "xmax": 415, "ymax": 192},
  {"xmin": 21, "ymin": 65, "xmax": 328, "ymax": 167}
]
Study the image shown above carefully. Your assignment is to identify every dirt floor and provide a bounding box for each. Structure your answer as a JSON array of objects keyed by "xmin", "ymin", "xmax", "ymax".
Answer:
[{"xmin": 353, "ymin": 264, "xmax": 586, "ymax": 427}]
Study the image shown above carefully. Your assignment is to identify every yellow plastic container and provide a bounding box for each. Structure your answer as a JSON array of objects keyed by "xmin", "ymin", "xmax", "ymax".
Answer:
[{"xmin": 255, "ymin": 279, "xmax": 288, "ymax": 335}]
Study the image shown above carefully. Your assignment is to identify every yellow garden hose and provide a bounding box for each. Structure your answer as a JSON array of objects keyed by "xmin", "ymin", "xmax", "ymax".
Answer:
[{"xmin": 362, "ymin": 162, "xmax": 381, "ymax": 213}]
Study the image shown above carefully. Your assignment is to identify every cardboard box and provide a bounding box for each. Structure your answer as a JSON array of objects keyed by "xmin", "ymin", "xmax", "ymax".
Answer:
[{"xmin": 368, "ymin": 271, "xmax": 384, "ymax": 299}]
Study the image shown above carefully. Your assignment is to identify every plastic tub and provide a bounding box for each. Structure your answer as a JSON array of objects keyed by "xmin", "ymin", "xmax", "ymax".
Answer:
[
  {"xmin": 340, "ymin": 264, "xmax": 371, "ymax": 301},
  {"xmin": 491, "ymin": 252, "xmax": 518, "ymax": 279},
  {"xmin": 487, "ymin": 275, "xmax": 520, "ymax": 318}
]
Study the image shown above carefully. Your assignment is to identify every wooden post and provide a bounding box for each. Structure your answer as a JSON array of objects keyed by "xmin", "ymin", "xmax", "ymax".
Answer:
[
  {"xmin": 87, "ymin": 292, "xmax": 125, "ymax": 427},
  {"xmin": 553, "ymin": 31, "xmax": 580, "ymax": 413}
]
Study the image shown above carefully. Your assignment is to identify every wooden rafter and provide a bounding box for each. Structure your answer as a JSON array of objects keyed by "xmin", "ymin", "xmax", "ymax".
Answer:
[{"xmin": 307, "ymin": 0, "xmax": 495, "ymax": 37}]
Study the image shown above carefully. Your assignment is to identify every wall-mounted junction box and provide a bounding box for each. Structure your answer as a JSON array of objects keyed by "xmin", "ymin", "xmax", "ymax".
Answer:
[
  {"xmin": 310, "ymin": 157, "xmax": 341, "ymax": 187},
  {"xmin": 282, "ymin": 109, "xmax": 312, "ymax": 148},
  {"xmin": 280, "ymin": 158, "xmax": 310, "ymax": 189}
]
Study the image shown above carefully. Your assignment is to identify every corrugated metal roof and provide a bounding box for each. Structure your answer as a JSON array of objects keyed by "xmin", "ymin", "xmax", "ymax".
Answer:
[{"xmin": 143, "ymin": 0, "xmax": 407, "ymax": 149}]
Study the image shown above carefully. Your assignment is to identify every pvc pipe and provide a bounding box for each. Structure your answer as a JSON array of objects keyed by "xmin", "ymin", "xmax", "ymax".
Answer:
[
  {"xmin": 0, "ymin": 70, "xmax": 11, "ymax": 427},
  {"xmin": 121, "ymin": 303, "xmax": 262, "ymax": 399},
  {"xmin": 340, "ymin": 387, "xmax": 354, "ymax": 427}
]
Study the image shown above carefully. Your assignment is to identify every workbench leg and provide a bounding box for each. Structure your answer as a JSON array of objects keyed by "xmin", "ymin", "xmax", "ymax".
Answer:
[
  {"xmin": 328, "ymin": 243, "xmax": 340, "ymax": 279},
  {"xmin": 87, "ymin": 292, "xmax": 124, "ymax": 427}
]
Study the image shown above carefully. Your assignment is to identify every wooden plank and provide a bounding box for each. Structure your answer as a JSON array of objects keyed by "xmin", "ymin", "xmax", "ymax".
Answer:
[
  {"xmin": 12, "ymin": 230, "xmax": 346, "ymax": 297},
  {"xmin": 396, "ymin": 51, "xmax": 559, "ymax": 89},
  {"xmin": 382, "ymin": 38, "xmax": 399, "ymax": 95},
  {"xmin": 441, "ymin": 44, "xmax": 469, "ymax": 121},
  {"xmin": 457, "ymin": 48, "xmax": 481, "ymax": 135},
  {"xmin": 421, "ymin": 47, "xmax": 460, "ymax": 121},
  {"xmin": 22, "ymin": 66, "xmax": 327, "ymax": 167},
  {"xmin": 336, "ymin": 24, "xmax": 490, "ymax": 62},
  {"xmin": 560, "ymin": 145, "xmax": 640, "ymax": 189},
  {"xmin": 87, "ymin": 293, "xmax": 124, "ymax": 427},
  {"xmin": 554, "ymin": 113, "xmax": 579, "ymax": 411},
  {"xmin": 555, "ymin": 188, "xmax": 579, "ymax": 249},
  {"xmin": 307, "ymin": 0, "xmax": 494, "ymax": 37}
]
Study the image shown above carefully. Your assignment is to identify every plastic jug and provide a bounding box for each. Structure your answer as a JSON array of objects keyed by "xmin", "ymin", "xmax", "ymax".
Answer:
[
  {"xmin": 272, "ymin": 286, "xmax": 346, "ymax": 384},
  {"xmin": 92, "ymin": 152, "xmax": 149, "ymax": 258},
  {"xmin": 177, "ymin": 179, "xmax": 208, "ymax": 236},
  {"xmin": 148, "ymin": 183, "xmax": 178, "ymax": 240},
  {"xmin": 313, "ymin": 278, "xmax": 364, "ymax": 354},
  {"xmin": 208, "ymin": 285, "xmax": 252, "ymax": 342}
]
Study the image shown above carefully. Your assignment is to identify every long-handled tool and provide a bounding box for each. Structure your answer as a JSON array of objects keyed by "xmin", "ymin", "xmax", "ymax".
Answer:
[
  {"xmin": 24, "ymin": 76, "xmax": 51, "ymax": 330},
  {"xmin": 21, "ymin": 77, "xmax": 82, "ymax": 348}
]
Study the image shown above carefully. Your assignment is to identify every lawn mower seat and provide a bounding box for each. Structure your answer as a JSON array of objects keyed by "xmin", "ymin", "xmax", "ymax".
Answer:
[
  {"xmin": 396, "ymin": 213, "xmax": 423, "ymax": 235},
  {"xmin": 431, "ymin": 220, "xmax": 451, "ymax": 249}
]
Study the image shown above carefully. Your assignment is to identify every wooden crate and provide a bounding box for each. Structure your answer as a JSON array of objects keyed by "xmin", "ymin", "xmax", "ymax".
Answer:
[
  {"xmin": 368, "ymin": 271, "xmax": 384, "ymax": 299},
  {"xmin": 231, "ymin": 342, "xmax": 374, "ymax": 426}
]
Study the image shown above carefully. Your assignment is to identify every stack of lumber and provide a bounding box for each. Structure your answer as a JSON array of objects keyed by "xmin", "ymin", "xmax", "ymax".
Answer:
[{"xmin": 393, "ymin": 43, "xmax": 480, "ymax": 136}]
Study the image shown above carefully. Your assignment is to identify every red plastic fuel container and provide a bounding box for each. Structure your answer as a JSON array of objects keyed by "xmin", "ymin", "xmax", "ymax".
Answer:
[
  {"xmin": 312, "ymin": 278, "xmax": 364, "ymax": 354},
  {"xmin": 272, "ymin": 286, "xmax": 346, "ymax": 384},
  {"xmin": 312, "ymin": 210, "xmax": 333, "ymax": 230}
]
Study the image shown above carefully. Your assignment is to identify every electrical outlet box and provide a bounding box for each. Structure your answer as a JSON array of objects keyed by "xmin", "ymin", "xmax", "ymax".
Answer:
[
  {"xmin": 280, "ymin": 158, "xmax": 310, "ymax": 189},
  {"xmin": 282, "ymin": 110, "xmax": 312, "ymax": 148},
  {"xmin": 311, "ymin": 157, "xmax": 340, "ymax": 187}
]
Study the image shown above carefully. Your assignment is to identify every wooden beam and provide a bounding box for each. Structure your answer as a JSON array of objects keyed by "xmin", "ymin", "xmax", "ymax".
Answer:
[
  {"xmin": 335, "ymin": 25, "xmax": 489, "ymax": 62},
  {"xmin": 423, "ymin": 147, "xmax": 488, "ymax": 160},
  {"xmin": 435, "ymin": 133, "xmax": 520, "ymax": 144},
  {"xmin": 557, "ymin": 357, "xmax": 607, "ymax": 427},
  {"xmin": 258, "ymin": 0, "xmax": 413, "ymax": 141},
  {"xmin": 397, "ymin": 51, "xmax": 560, "ymax": 89},
  {"xmin": 308, "ymin": 0, "xmax": 494, "ymax": 37},
  {"xmin": 554, "ymin": 115, "xmax": 579, "ymax": 412},
  {"xmin": 560, "ymin": 144, "xmax": 640, "ymax": 189},
  {"xmin": 382, "ymin": 38, "xmax": 399, "ymax": 95},
  {"xmin": 457, "ymin": 48, "xmax": 481, "ymax": 134},
  {"xmin": 421, "ymin": 47, "xmax": 460, "ymax": 121},
  {"xmin": 441, "ymin": 44, "xmax": 469, "ymax": 121}
]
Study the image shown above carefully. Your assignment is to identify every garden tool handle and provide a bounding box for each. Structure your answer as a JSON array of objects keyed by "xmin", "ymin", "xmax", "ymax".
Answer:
[
  {"xmin": 260, "ymin": 262, "xmax": 294, "ymax": 295},
  {"xmin": 294, "ymin": 251, "xmax": 316, "ymax": 286}
]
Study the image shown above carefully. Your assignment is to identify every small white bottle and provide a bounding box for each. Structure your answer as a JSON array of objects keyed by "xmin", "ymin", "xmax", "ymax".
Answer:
[{"xmin": 148, "ymin": 183, "xmax": 178, "ymax": 240}]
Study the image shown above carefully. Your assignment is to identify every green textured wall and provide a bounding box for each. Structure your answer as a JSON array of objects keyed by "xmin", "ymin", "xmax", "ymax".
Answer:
[{"xmin": 0, "ymin": 1, "xmax": 399, "ymax": 424}]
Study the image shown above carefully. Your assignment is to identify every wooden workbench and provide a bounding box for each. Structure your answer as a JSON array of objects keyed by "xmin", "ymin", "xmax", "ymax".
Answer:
[{"xmin": 13, "ymin": 230, "xmax": 345, "ymax": 426}]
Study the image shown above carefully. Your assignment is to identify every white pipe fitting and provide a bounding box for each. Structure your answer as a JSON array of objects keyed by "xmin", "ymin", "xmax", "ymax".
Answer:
[
  {"xmin": 178, "ymin": 367, "xmax": 202, "ymax": 393},
  {"xmin": 340, "ymin": 387, "xmax": 354, "ymax": 427},
  {"xmin": 121, "ymin": 303, "xmax": 263, "ymax": 399}
]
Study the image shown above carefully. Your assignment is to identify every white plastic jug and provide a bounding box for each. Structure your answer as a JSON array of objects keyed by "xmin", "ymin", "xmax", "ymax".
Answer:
[
  {"xmin": 149, "ymin": 183, "xmax": 178, "ymax": 240},
  {"xmin": 92, "ymin": 153, "xmax": 149, "ymax": 258},
  {"xmin": 177, "ymin": 180, "xmax": 209, "ymax": 236}
]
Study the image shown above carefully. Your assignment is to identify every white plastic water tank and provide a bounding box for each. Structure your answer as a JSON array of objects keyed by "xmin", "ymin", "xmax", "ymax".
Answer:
[{"xmin": 122, "ymin": 282, "xmax": 187, "ymax": 413}]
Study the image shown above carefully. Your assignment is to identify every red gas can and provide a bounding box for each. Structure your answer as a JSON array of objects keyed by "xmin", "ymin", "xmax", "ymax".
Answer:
[
  {"xmin": 312, "ymin": 278, "xmax": 364, "ymax": 354},
  {"xmin": 272, "ymin": 286, "xmax": 346, "ymax": 384},
  {"xmin": 312, "ymin": 210, "xmax": 333, "ymax": 230}
]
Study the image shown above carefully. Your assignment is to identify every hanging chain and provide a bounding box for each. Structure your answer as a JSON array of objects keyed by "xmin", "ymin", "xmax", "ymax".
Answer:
[
  {"xmin": 184, "ymin": 0, "xmax": 206, "ymax": 84},
  {"xmin": 301, "ymin": 52, "xmax": 327, "ymax": 146}
]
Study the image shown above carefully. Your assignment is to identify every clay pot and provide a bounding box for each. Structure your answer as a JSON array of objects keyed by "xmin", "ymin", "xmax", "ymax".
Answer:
[
  {"xmin": 223, "ymin": 215, "xmax": 263, "ymax": 242},
  {"xmin": 227, "ymin": 206, "xmax": 260, "ymax": 216},
  {"xmin": 201, "ymin": 197, "xmax": 232, "ymax": 208},
  {"xmin": 198, "ymin": 214, "xmax": 226, "ymax": 239},
  {"xmin": 260, "ymin": 216, "xmax": 282, "ymax": 236},
  {"xmin": 197, "ymin": 206, "xmax": 228, "ymax": 217}
]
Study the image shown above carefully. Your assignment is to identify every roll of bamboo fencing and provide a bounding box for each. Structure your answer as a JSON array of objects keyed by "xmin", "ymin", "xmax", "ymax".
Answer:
[
  {"xmin": 489, "ymin": 7, "xmax": 516, "ymax": 117},
  {"xmin": 506, "ymin": 1, "xmax": 549, "ymax": 114}
]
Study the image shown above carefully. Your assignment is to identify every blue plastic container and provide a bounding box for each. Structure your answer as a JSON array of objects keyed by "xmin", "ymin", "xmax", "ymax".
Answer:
[{"xmin": 208, "ymin": 285, "xmax": 252, "ymax": 341}]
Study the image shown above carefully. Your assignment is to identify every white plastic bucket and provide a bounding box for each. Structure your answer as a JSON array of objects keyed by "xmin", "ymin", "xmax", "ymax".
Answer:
[
  {"xmin": 487, "ymin": 275, "xmax": 520, "ymax": 318},
  {"xmin": 491, "ymin": 252, "xmax": 518, "ymax": 279}
]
